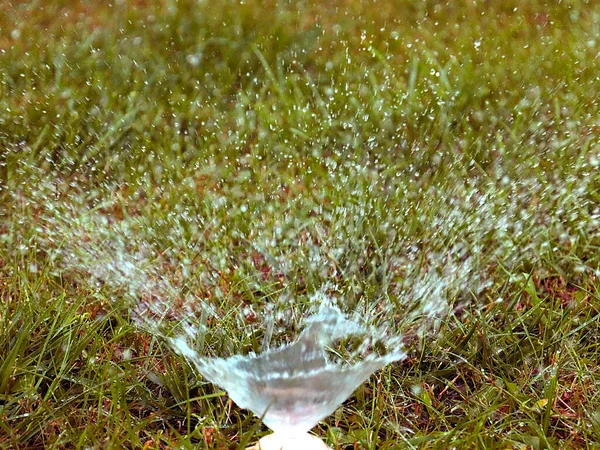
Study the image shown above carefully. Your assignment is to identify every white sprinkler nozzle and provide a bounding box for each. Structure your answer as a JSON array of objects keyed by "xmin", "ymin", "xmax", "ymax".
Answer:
[{"xmin": 247, "ymin": 433, "xmax": 332, "ymax": 450}]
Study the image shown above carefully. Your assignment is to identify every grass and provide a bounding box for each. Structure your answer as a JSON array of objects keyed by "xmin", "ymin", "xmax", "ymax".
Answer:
[{"xmin": 1, "ymin": 0, "xmax": 600, "ymax": 448}]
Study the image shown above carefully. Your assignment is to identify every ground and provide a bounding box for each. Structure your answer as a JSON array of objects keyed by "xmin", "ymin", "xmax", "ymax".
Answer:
[{"xmin": 1, "ymin": 0, "xmax": 600, "ymax": 448}]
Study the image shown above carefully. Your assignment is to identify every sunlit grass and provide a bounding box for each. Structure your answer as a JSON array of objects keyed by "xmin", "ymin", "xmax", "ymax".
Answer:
[{"xmin": 1, "ymin": 0, "xmax": 600, "ymax": 448}]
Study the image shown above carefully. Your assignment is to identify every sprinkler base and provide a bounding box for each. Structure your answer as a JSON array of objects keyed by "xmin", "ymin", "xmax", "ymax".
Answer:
[{"xmin": 247, "ymin": 432, "xmax": 332, "ymax": 450}]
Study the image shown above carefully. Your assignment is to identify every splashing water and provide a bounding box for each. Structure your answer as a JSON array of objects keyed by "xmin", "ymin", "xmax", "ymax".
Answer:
[
  {"xmin": 12, "ymin": 166, "xmax": 597, "ymax": 443},
  {"xmin": 171, "ymin": 305, "xmax": 405, "ymax": 435}
]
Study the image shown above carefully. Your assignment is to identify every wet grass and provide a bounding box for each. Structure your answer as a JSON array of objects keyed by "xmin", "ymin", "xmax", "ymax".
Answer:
[{"xmin": 1, "ymin": 0, "xmax": 600, "ymax": 448}]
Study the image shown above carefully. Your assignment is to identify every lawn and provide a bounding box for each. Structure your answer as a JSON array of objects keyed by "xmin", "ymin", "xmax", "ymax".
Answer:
[{"xmin": 1, "ymin": 0, "xmax": 600, "ymax": 448}]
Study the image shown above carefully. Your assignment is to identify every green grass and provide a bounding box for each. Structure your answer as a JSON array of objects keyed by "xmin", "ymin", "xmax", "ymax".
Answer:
[{"xmin": 1, "ymin": 0, "xmax": 600, "ymax": 448}]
